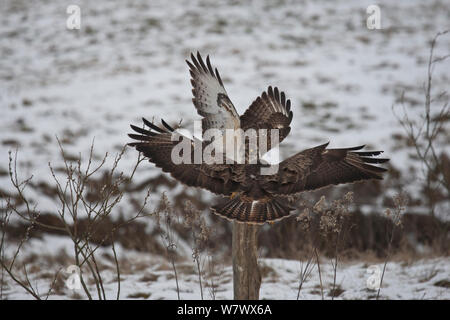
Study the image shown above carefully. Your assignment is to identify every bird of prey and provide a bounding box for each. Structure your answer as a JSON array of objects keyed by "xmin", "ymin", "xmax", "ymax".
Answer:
[{"xmin": 128, "ymin": 52, "xmax": 389, "ymax": 224}]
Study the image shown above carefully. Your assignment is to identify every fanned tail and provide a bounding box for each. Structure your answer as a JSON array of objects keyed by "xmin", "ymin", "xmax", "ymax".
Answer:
[{"xmin": 211, "ymin": 196, "xmax": 294, "ymax": 224}]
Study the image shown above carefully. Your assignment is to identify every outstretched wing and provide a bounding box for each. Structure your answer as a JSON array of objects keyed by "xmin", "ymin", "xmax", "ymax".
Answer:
[
  {"xmin": 261, "ymin": 143, "xmax": 389, "ymax": 195},
  {"xmin": 187, "ymin": 52, "xmax": 240, "ymax": 134},
  {"xmin": 240, "ymin": 86, "xmax": 293, "ymax": 152},
  {"xmin": 128, "ymin": 118, "xmax": 242, "ymax": 196}
]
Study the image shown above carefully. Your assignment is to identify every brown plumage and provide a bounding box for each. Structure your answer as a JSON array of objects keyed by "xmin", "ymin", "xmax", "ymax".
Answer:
[{"xmin": 128, "ymin": 52, "xmax": 389, "ymax": 224}]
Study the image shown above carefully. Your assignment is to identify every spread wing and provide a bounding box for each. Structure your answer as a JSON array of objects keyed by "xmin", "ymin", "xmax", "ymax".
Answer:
[
  {"xmin": 261, "ymin": 143, "xmax": 389, "ymax": 195},
  {"xmin": 187, "ymin": 52, "xmax": 240, "ymax": 134},
  {"xmin": 128, "ymin": 118, "xmax": 243, "ymax": 196},
  {"xmin": 240, "ymin": 86, "xmax": 293, "ymax": 152}
]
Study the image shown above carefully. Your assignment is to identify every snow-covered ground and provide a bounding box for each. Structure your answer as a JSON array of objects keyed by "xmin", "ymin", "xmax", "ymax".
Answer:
[
  {"xmin": 1, "ymin": 0, "xmax": 449, "ymax": 300},
  {"xmin": 1, "ymin": 235, "xmax": 449, "ymax": 300}
]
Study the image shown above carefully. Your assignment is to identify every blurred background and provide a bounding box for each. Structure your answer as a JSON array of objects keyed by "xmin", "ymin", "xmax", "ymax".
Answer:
[{"xmin": 0, "ymin": 0, "xmax": 449, "ymax": 299}]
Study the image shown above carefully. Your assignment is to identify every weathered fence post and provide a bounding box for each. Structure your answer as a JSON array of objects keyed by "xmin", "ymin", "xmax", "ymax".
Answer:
[{"xmin": 232, "ymin": 221, "xmax": 261, "ymax": 299}]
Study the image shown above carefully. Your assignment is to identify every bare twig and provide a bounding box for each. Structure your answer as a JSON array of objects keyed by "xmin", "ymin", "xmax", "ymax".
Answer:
[
  {"xmin": 1, "ymin": 139, "xmax": 150, "ymax": 300},
  {"xmin": 314, "ymin": 248, "xmax": 324, "ymax": 300},
  {"xmin": 157, "ymin": 193, "xmax": 181, "ymax": 300},
  {"xmin": 296, "ymin": 250, "xmax": 315, "ymax": 300},
  {"xmin": 376, "ymin": 193, "xmax": 407, "ymax": 300},
  {"xmin": 392, "ymin": 30, "xmax": 450, "ymax": 217}
]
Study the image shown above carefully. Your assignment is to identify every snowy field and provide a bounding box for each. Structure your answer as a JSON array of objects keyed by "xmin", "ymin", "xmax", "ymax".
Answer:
[
  {"xmin": 1, "ymin": 235, "xmax": 449, "ymax": 300},
  {"xmin": 0, "ymin": 0, "xmax": 449, "ymax": 300}
]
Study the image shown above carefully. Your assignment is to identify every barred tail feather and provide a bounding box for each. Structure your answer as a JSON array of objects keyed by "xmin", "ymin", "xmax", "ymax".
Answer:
[{"xmin": 211, "ymin": 196, "xmax": 294, "ymax": 224}]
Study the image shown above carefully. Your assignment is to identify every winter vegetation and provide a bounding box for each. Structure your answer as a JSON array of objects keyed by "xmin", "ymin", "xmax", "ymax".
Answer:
[{"xmin": 0, "ymin": 0, "xmax": 449, "ymax": 299}]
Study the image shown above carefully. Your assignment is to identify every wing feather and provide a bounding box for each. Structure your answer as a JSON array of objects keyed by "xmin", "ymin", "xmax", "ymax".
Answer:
[
  {"xmin": 240, "ymin": 86, "xmax": 293, "ymax": 152},
  {"xmin": 128, "ymin": 118, "xmax": 242, "ymax": 196},
  {"xmin": 261, "ymin": 143, "xmax": 389, "ymax": 195},
  {"xmin": 187, "ymin": 52, "xmax": 240, "ymax": 134}
]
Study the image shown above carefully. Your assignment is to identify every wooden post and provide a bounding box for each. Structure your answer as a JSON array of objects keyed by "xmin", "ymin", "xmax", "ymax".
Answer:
[{"xmin": 232, "ymin": 221, "xmax": 261, "ymax": 300}]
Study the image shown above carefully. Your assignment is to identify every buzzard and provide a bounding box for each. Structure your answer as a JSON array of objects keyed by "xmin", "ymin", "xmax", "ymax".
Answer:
[{"xmin": 128, "ymin": 52, "xmax": 389, "ymax": 224}]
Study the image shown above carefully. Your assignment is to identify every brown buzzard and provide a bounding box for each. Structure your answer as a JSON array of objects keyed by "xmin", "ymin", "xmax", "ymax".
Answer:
[{"xmin": 128, "ymin": 52, "xmax": 389, "ymax": 224}]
